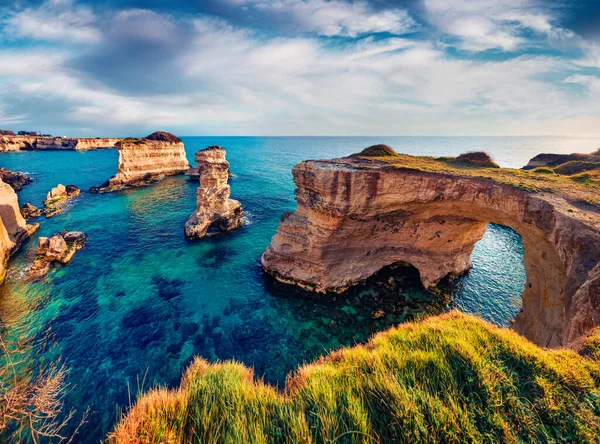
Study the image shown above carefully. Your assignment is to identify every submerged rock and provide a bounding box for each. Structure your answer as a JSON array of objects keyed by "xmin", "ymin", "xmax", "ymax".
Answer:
[
  {"xmin": 43, "ymin": 184, "xmax": 80, "ymax": 217},
  {"xmin": 185, "ymin": 146, "xmax": 244, "ymax": 239},
  {"xmin": 0, "ymin": 179, "xmax": 39, "ymax": 283},
  {"xmin": 29, "ymin": 231, "xmax": 87, "ymax": 279},
  {"xmin": 96, "ymin": 131, "xmax": 190, "ymax": 193},
  {"xmin": 0, "ymin": 168, "xmax": 34, "ymax": 191},
  {"xmin": 20, "ymin": 202, "xmax": 42, "ymax": 219}
]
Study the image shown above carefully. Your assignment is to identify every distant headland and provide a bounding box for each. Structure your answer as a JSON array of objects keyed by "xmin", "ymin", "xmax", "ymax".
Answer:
[{"xmin": 0, "ymin": 129, "xmax": 120, "ymax": 151}]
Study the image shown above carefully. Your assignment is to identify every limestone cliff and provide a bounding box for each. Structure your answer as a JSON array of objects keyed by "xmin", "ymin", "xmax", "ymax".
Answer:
[
  {"xmin": 0, "ymin": 179, "xmax": 39, "ymax": 283},
  {"xmin": 262, "ymin": 149, "xmax": 600, "ymax": 348},
  {"xmin": 97, "ymin": 132, "xmax": 190, "ymax": 193},
  {"xmin": 0, "ymin": 135, "xmax": 36, "ymax": 151},
  {"xmin": 0, "ymin": 135, "xmax": 119, "ymax": 152},
  {"xmin": 185, "ymin": 146, "xmax": 244, "ymax": 238}
]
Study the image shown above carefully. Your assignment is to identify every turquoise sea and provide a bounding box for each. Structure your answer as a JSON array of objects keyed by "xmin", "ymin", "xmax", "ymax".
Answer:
[{"xmin": 1, "ymin": 136, "xmax": 599, "ymax": 440}]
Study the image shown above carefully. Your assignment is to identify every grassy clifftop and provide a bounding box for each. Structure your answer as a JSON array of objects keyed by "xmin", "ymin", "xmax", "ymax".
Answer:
[
  {"xmin": 353, "ymin": 148, "xmax": 600, "ymax": 208},
  {"xmin": 111, "ymin": 312, "xmax": 600, "ymax": 443}
]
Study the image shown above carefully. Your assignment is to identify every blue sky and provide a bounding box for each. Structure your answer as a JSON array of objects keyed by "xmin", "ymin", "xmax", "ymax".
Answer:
[{"xmin": 0, "ymin": 0, "xmax": 599, "ymax": 136}]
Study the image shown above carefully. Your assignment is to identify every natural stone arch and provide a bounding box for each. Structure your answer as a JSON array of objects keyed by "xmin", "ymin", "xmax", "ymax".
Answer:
[{"xmin": 262, "ymin": 158, "xmax": 600, "ymax": 348}]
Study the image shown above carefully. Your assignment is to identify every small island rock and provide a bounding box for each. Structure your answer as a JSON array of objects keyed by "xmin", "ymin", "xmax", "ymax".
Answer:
[
  {"xmin": 185, "ymin": 146, "xmax": 244, "ymax": 239},
  {"xmin": 44, "ymin": 184, "xmax": 80, "ymax": 218},
  {"xmin": 30, "ymin": 231, "xmax": 87, "ymax": 279}
]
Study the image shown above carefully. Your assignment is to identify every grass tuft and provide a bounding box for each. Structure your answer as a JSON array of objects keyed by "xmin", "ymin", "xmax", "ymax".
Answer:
[
  {"xmin": 354, "ymin": 145, "xmax": 399, "ymax": 158},
  {"xmin": 111, "ymin": 312, "xmax": 600, "ymax": 443},
  {"xmin": 454, "ymin": 151, "xmax": 500, "ymax": 168}
]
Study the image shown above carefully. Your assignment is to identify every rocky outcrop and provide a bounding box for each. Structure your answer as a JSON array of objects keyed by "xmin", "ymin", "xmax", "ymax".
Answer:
[
  {"xmin": 262, "ymin": 151, "xmax": 600, "ymax": 349},
  {"xmin": 96, "ymin": 132, "xmax": 190, "ymax": 193},
  {"xmin": 0, "ymin": 135, "xmax": 36, "ymax": 151},
  {"xmin": 0, "ymin": 179, "xmax": 39, "ymax": 283},
  {"xmin": 0, "ymin": 169, "xmax": 33, "ymax": 191},
  {"xmin": 29, "ymin": 231, "xmax": 87, "ymax": 279},
  {"xmin": 44, "ymin": 184, "xmax": 80, "ymax": 218},
  {"xmin": 185, "ymin": 146, "xmax": 244, "ymax": 238},
  {"xmin": 523, "ymin": 149, "xmax": 600, "ymax": 172},
  {"xmin": 20, "ymin": 203, "xmax": 42, "ymax": 219},
  {"xmin": 0, "ymin": 135, "xmax": 119, "ymax": 152}
]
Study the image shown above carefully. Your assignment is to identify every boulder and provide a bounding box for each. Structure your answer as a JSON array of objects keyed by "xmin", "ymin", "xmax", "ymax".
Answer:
[{"xmin": 20, "ymin": 203, "xmax": 42, "ymax": 219}]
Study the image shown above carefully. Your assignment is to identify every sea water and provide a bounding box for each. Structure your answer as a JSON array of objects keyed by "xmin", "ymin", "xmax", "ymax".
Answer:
[{"xmin": 1, "ymin": 136, "xmax": 599, "ymax": 440}]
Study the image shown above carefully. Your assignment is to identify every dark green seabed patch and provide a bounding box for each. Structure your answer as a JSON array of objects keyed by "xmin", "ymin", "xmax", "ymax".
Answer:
[{"xmin": 0, "ymin": 137, "xmax": 529, "ymax": 440}]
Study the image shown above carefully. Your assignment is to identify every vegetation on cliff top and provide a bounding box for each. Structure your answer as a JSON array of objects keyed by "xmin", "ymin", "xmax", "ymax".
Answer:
[
  {"xmin": 120, "ymin": 132, "xmax": 182, "ymax": 145},
  {"xmin": 453, "ymin": 151, "xmax": 500, "ymax": 168},
  {"xmin": 111, "ymin": 311, "xmax": 600, "ymax": 443},
  {"xmin": 354, "ymin": 144, "xmax": 399, "ymax": 157},
  {"xmin": 146, "ymin": 131, "xmax": 182, "ymax": 143},
  {"xmin": 356, "ymin": 149, "xmax": 600, "ymax": 208}
]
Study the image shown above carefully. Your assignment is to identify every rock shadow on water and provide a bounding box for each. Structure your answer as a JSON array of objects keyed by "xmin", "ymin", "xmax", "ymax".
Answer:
[{"xmin": 263, "ymin": 262, "xmax": 452, "ymax": 326}]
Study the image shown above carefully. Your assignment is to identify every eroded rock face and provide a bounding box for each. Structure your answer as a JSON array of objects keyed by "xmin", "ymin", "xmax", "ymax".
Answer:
[
  {"xmin": 0, "ymin": 135, "xmax": 119, "ymax": 152},
  {"xmin": 98, "ymin": 132, "xmax": 190, "ymax": 192},
  {"xmin": 43, "ymin": 184, "xmax": 80, "ymax": 218},
  {"xmin": 30, "ymin": 231, "xmax": 87, "ymax": 279},
  {"xmin": 185, "ymin": 146, "xmax": 244, "ymax": 238},
  {"xmin": 0, "ymin": 179, "xmax": 39, "ymax": 283},
  {"xmin": 0, "ymin": 169, "xmax": 34, "ymax": 191},
  {"xmin": 261, "ymin": 156, "xmax": 600, "ymax": 348},
  {"xmin": 0, "ymin": 135, "xmax": 36, "ymax": 151}
]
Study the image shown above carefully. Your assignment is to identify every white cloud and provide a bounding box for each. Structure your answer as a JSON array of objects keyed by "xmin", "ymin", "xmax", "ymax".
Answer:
[
  {"xmin": 3, "ymin": 0, "xmax": 101, "ymax": 43},
  {"xmin": 575, "ymin": 43, "xmax": 600, "ymax": 68},
  {"xmin": 564, "ymin": 74, "xmax": 600, "ymax": 93},
  {"xmin": 0, "ymin": 1, "xmax": 598, "ymax": 136},
  {"xmin": 225, "ymin": 0, "xmax": 417, "ymax": 37},
  {"xmin": 423, "ymin": 0, "xmax": 574, "ymax": 52}
]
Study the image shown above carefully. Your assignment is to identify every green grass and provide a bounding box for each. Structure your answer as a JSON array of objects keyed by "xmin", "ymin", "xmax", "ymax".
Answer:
[
  {"xmin": 358, "ymin": 153, "xmax": 600, "ymax": 207},
  {"xmin": 111, "ymin": 312, "xmax": 600, "ymax": 443}
]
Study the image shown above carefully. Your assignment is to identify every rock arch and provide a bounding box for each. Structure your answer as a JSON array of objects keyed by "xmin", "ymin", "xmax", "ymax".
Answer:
[{"xmin": 262, "ymin": 158, "xmax": 600, "ymax": 348}]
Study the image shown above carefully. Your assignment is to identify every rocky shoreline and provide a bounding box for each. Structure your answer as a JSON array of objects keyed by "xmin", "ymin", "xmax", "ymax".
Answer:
[
  {"xmin": 0, "ymin": 179, "xmax": 39, "ymax": 284},
  {"xmin": 0, "ymin": 168, "xmax": 34, "ymax": 191}
]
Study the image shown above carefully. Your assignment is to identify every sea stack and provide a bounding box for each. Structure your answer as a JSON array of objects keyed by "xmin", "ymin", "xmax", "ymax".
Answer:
[
  {"xmin": 96, "ymin": 131, "xmax": 190, "ymax": 193},
  {"xmin": 0, "ymin": 179, "xmax": 39, "ymax": 283},
  {"xmin": 185, "ymin": 146, "xmax": 244, "ymax": 239}
]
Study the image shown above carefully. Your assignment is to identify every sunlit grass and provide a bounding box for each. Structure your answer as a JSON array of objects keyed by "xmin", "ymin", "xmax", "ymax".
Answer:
[
  {"xmin": 358, "ymin": 152, "xmax": 600, "ymax": 207},
  {"xmin": 111, "ymin": 312, "xmax": 600, "ymax": 443}
]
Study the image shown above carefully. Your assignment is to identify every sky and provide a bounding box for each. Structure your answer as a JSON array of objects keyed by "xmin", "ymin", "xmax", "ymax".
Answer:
[{"xmin": 0, "ymin": 0, "xmax": 599, "ymax": 136}]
